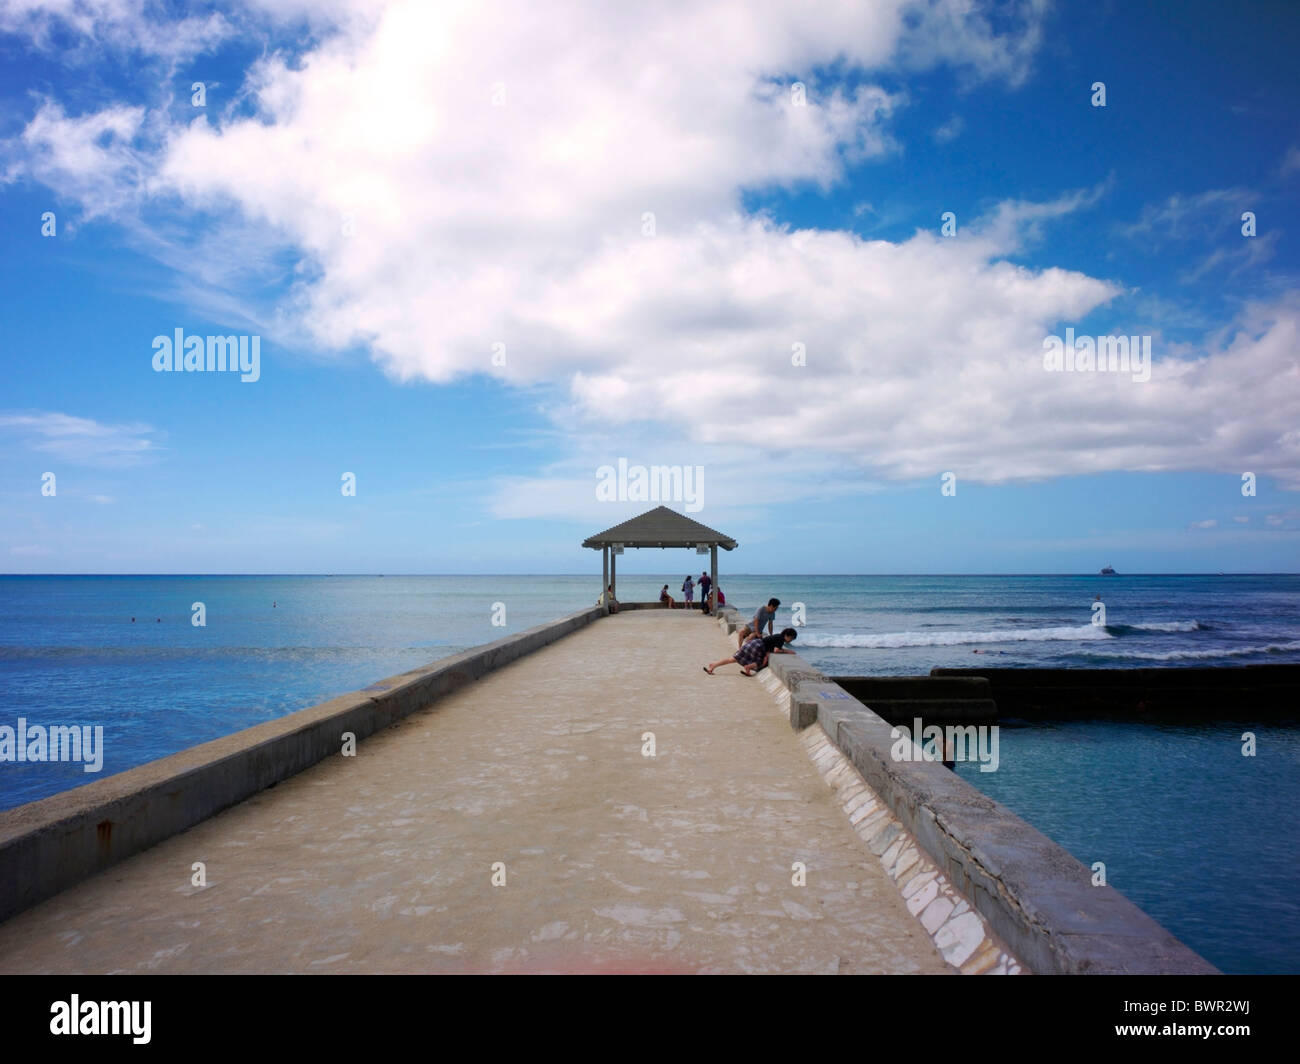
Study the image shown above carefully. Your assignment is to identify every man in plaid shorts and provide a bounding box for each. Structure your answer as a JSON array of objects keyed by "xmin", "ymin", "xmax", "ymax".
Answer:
[{"xmin": 703, "ymin": 628, "xmax": 797, "ymax": 676}]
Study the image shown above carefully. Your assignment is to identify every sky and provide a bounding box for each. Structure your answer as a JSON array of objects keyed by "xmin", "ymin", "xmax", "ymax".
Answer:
[{"xmin": 1, "ymin": 0, "xmax": 1298, "ymax": 575}]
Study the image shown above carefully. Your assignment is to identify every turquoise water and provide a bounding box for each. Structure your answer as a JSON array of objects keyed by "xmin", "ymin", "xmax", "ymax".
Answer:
[
  {"xmin": 954, "ymin": 720, "xmax": 1300, "ymax": 975},
  {"xmin": 1, "ymin": 573, "xmax": 1297, "ymax": 972}
]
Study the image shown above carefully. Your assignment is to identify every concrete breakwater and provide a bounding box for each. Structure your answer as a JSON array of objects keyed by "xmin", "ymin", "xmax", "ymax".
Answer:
[
  {"xmin": 829, "ymin": 676, "xmax": 997, "ymax": 725},
  {"xmin": 932, "ymin": 664, "xmax": 1300, "ymax": 719},
  {"xmin": 827, "ymin": 665, "xmax": 1300, "ymax": 723},
  {"xmin": 713, "ymin": 604, "xmax": 1218, "ymax": 974}
]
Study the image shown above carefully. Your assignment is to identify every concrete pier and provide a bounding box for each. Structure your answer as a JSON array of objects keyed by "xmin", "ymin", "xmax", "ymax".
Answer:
[{"xmin": 0, "ymin": 611, "xmax": 949, "ymax": 974}]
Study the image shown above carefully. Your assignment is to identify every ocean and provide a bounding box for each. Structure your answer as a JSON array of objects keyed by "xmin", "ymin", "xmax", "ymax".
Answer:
[{"xmin": 1, "ymin": 573, "xmax": 1297, "ymax": 972}]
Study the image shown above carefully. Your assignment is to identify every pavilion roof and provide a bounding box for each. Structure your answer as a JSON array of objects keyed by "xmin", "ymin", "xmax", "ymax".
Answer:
[{"xmin": 582, "ymin": 506, "xmax": 738, "ymax": 550}]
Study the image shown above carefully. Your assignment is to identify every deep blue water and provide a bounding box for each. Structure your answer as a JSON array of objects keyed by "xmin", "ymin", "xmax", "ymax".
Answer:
[
  {"xmin": 1, "ymin": 573, "xmax": 1297, "ymax": 972},
  {"xmin": 784, "ymin": 572, "xmax": 1300, "ymax": 675}
]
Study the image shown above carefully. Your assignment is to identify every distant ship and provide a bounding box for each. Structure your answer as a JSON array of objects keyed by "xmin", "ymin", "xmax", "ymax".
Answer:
[{"xmin": 1099, "ymin": 565, "xmax": 1117, "ymax": 575}]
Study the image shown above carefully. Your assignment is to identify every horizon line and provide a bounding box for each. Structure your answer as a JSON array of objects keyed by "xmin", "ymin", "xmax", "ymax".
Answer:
[{"xmin": 3, "ymin": 572, "xmax": 1297, "ymax": 578}]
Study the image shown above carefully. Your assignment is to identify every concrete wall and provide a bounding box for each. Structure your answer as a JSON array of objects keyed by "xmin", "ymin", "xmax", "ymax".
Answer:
[
  {"xmin": 766, "ymin": 650, "xmax": 1218, "ymax": 974},
  {"xmin": 716, "ymin": 605, "xmax": 742, "ymax": 634},
  {"xmin": 933, "ymin": 664, "xmax": 1300, "ymax": 719},
  {"xmin": 832, "ymin": 675, "xmax": 997, "ymax": 724},
  {"xmin": 0, "ymin": 606, "xmax": 603, "ymax": 925}
]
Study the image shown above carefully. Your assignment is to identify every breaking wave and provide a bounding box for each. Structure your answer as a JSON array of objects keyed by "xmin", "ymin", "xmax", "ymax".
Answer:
[
  {"xmin": 800, "ymin": 625, "xmax": 1110, "ymax": 649},
  {"xmin": 800, "ymin": 619, "xmax": 1214, "ymax": 650},
  {"xmin": 1083, "ymin": 640, "xmax": 1300, "ymax": 662},
  {"xmin": 1106, "ymin": 620, "xmax": 1209, "ymax": 634}
]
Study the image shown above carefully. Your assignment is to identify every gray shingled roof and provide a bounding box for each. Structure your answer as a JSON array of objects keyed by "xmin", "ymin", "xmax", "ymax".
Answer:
[{"xmin": 582, "ymin": 506, "xmax": 737, "ymax": 550}]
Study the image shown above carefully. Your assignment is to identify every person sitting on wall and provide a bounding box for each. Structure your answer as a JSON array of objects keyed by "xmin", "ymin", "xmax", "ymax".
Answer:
[
  {"xmin": 598, "ymin": 584, "xmax": 619, "ymax": 613},
  {"xmin": 660, "ymin": 584, "xmax": 676, "ymax": 608},
  {"xmin": 736, "ymin": 598, "xmax": 780, "ymax": 649},
  {"xmin": 704, "ymin": 628, "xmax": 797, "ymax": 676}
]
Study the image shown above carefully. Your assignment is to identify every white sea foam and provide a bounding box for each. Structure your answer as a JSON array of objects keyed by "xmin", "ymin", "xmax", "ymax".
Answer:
[
  {"xmin": 1097, "ymin": 640, "xmax": 1300, "ymax": 662},
  {"xmin": 800, "ymin": 624, "xmax": 1111, "ymax": 649},
  {"xmin": 1126, "ymin": 620, "xmax": 1205, "ymax": 632}
]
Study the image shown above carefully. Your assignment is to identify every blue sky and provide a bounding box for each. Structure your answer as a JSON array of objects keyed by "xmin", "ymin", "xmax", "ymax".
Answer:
[{"xmin": 1, "ymin": 0, "xmax": 1298, "ymax": 574}]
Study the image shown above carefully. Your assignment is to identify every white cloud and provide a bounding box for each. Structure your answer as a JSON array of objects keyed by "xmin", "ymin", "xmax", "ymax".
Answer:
[
  {"xmin": 1183, "ymin": 230, "xmax": 1279, "ymax": 283},
  {"xmin": 0, "ymin": 0, "xmax": 233, "ymax": 63},
  {"xmin": 1122, "ymin": 188, "xmax": 1250, "ymax": 247},
  {"xmin": 933, "ymin": 115, "xmax": 963, "ymax": 143},
  {"xmin": 1120, "ymin": 186, "xmax": 1279, "ymax": 283},
  {"xmin": 4, "ymin": 102, "xmax": 148, "ymax": 219},
  {"xmin": 894, "ymin": 0, "xmax": 1047, "ymax": 87},
  {"xmin": 486, "ymin": 435, "xmax": 885, "ymax": 526},
  {"xmin": 1188, "ymin": 519, "xmax": 1218, "ymax": 530},
  {"xmin": 972, "ymin": 182, "xmax": 1111, "ymax": 253},
  {"xmin": 0, "ymin": 412, "xmax": 162, "ymax": 467},
  {"xmin": 5, "ymin": 0, "xmax": 1299, "ymax": 509}
]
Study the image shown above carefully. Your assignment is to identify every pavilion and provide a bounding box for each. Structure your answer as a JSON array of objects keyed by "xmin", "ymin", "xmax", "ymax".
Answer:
[{"xmin": 582, "ymin": 505, "xmax": 737, "ymax": 611}]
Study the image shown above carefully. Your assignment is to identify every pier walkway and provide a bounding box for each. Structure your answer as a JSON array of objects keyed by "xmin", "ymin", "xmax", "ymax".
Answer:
[{"xmin": 0, "ymin": 611, "xmax": 947, "ymax": 974}]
